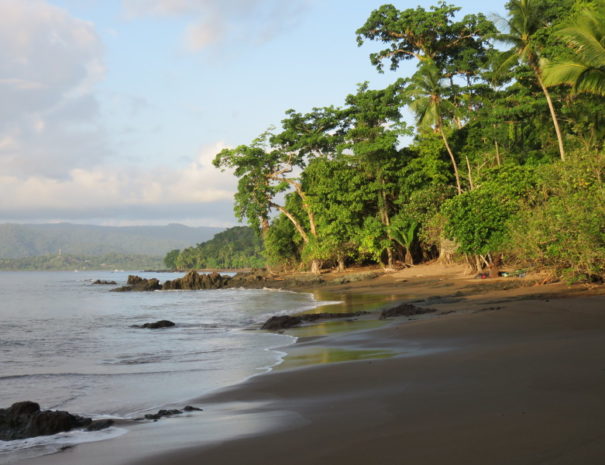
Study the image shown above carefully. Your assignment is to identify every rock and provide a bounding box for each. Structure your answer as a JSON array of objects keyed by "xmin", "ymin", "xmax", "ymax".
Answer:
[
  {"xmin": 0, "ymin": 401, "xmax": 113, "ymax": 440},
  {"xmin": 162, "ymin": 270, "xmax": 232, "ymax": 290},
  {"xmin": 92, "ymin": 280, "xmax": 117, "ymax": 285},
  {"xmin": 261, "ymin": 311, "xmax": 370, "ymax": 330},
  {"xmin": 183, "ymin": 405, "xmax": 202, "ymax": 412},
  {"xmin": 144, "ymin": 409, "xmax": 182, "ymax": 421},
  {"xmin": 136, "ymin": 320, "xmax": 176, "ymax": 329},
  {"xmin": 111, "ymin": 275, "xmax": 162, "ymax": 292},
  {"xmin": 379, "ymin": 303, "xmax": 437, "ymax": 320},
  {"xmin": 86, "ymin": 419, "xmax": 114, "ymax": 431},
  {"xmin": 261, "ymin": 315, "xmax": 303, "ymax": 330}
]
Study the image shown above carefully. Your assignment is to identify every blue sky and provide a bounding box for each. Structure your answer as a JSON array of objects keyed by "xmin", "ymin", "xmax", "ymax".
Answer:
[{"xmin": 0, "ymin": 0, "xmax": 507, "ymax": 227}]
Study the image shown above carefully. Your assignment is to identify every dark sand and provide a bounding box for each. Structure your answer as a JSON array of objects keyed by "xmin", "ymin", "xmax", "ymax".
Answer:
[{"xmin": 22, "ymin": 264, "xmax": 605, "ymax": 465}]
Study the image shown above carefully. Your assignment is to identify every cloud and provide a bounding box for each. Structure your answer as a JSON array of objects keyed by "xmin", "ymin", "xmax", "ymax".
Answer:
[
  {"xmin": 122, "ymin": 0, "xmax": 311, "ymax": 51},
  {"xmin": 0, "ymin": 142, "xmax": 239, "ymax": 225},
  {"xmin": 0, "ymin": 0, "xmax": 106, "ymax": 178}
]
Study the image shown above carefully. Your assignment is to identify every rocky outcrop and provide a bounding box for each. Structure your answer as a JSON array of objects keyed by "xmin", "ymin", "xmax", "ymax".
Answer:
[
  {"xmin": 261, "ymin": 311, "xmax": 370, "ymax": 331},
  {"xmin": 379, "ymin": 303, "xmax": 437, "ymax": 320},
  {"xmin": 0, "ymin": 401, "xmax": 113, "ymax": 441},
  {"xmin": 111, "ymin": 275, "xmax": 162, "ymax": 292},
  {"xmin": 92, "ymin": 280, "xmax": 117, "ymax": 285},
  {"xmin": 133, "ymin": 320, "xmax": 176, "ymax": 329},
  {"xmin": 162, "ymin": 271, "xmax": 231, "ymax": 290}
]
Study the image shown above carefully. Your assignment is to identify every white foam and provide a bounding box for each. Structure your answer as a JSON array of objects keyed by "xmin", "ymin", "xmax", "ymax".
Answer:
[{"xmin": 0, "ymin": 427, "xmax": 128, "ymax": 464}]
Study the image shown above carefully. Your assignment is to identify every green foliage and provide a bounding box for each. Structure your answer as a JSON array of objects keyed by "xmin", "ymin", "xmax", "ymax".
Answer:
[
  {"xmin": 442, "ymin": 165, "xmax": 537, "ymax": 255},
  {"xmin": 210, "ymin": 0, "xmax": 605, "ymax": 281},
  {"xmin": 171, "ymin": 226, "xmax": 265, "ymax": 270},
  {"xmin": 543, "ymin": 2, "xmax": 605, "ymax": 96},
  {"xmin": 509, "ymin": 188, "xmax": 605, "ymax": 281},
  {"xmin": 164, "ymin": 249, "xmax": 180, "ymax": 269},
  {"xmin": 0, "ymin": 254, "xmax": 163, "ymax": 271},
  {"xmin": 264, "ymin": 214, "xmax": 301, "ymax": 269}
]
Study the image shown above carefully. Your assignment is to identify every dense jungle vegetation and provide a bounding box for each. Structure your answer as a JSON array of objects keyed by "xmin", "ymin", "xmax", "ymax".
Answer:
[
  {"xmin": 204, "ymin": 0, "xmax": 605, "ymax": 281},
  {"xmin": 165, "ymin": 226, "xmax": 265, "ymax": 270}
]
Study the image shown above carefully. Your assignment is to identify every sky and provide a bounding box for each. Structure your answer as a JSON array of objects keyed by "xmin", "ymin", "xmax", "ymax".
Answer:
[{"xmin": 0, "ymin": 0, "xmax": 507, "ymax": 227}]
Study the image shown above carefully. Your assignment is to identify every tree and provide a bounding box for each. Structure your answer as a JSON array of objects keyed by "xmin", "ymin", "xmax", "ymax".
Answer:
[
  {"xmin": 342, "ymin": 80, "xmax": 411, "ymax": 267},
  {"xmin": 543, "ymin": 3, "xmax": 605, "ymax": 96},
  {"xmin": 407, "ymin": 64, "xmax": 463, "ymax": 194},
  {"xmin": 164, "ymin": 249, "xmax": 180, "ymax": 269},
  {"xmin": 213, "ymin": 108, "xmax": 345, "ymax": 274},
  {"xmin": 356, "ymin": 2, "xmax": 495, "ymax": 77},
  {"xmin": 495, "ymin": 0, "xmax": 568, "ymax": 160}
]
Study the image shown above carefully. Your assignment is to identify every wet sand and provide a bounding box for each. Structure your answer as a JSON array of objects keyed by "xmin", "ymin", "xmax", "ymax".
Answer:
[{"xmin": 22, "ymin": 264, "xmax": 605, "ymax": 465}]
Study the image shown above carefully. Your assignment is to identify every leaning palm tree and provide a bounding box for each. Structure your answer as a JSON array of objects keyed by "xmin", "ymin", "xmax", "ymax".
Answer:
[
  {"xmin": 543, "ymin": 5, "xmax": 605, "ymax": 96},
  {"xmin": 407, "ymin": 64, "xmax": 463, "ymax": 194},
  {"xmin": 495, "ymin": 0, "xmax": 566, "ymax": 161}
]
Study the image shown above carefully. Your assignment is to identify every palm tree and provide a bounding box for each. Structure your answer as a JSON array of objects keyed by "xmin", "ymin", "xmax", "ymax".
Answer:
[
  {"xmin": 495, "ymin": 0, "xmax": 566, "ymax": 161},
  {"xmin": 407, "ymin": 64, "xmax": 463, "ymax": 194},
  {"xmin": 543, "ymin": 5, "xmax": 605, "ymax": 96}
]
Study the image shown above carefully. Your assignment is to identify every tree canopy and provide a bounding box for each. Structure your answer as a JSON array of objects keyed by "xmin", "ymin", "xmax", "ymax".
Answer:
[{"xmin": 210, "ymin": 0, "xmax": 605, "ymax": 282}]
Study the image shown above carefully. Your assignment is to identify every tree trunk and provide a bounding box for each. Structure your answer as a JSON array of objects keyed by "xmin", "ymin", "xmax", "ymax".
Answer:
[
  {"xmin": 465, "ymin": 155, "xmax": 475, "ymax": 190},
  {"xmin": 405, "ymin": 249, "xmax": 414, "ymax": 266},
  {"xmin": 337, "ymin": 256, "xmax": 345, "ymax": 273},
  {"xmin": 378, "ymin": 177, "xmax": 395, "ymax": 268},
  {"xmin": 311, "ymin": 259, "xmax": 321, "ymax": 275},
  {"xmin": 385, "ymin": 247, "xmax": 394, "ymax": 269},
  {"xmin": 535, "ymin": 70, "xmax": 566, "ymax": 162},
  {"xmin": 439, "ymin": 126, "xmax": 462, "ymax": 194}
]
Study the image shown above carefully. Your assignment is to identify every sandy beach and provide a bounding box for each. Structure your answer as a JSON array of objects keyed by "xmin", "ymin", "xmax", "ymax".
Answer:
[{"xmin": 21, "ymin": 264, "xmax": 605, "ymax": 465}]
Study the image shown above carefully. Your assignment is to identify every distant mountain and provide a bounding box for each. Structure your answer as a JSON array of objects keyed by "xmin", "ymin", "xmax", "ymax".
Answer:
[{"xmin": 0, "ymin": 223, "xmax": 225, "ymax": 259}]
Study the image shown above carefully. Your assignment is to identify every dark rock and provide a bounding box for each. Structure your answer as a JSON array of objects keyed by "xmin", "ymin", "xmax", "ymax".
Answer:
[
  {"xmin": 144, "ymin": 409, "xmax": 182, "ymax": 421},
  {"xmin": 183, "ymin": 405, "xmax": 202, "ymax": 412},
  {"xmin": 111, "ymin": 275, "xmax": 162, "ymax": 292},
  {"xmin": 86, "ymin": 419, "xmax": 114, "ymax": 431},
  {"xmin": 261, "ymin": 315, "xmax": 304, "ymax": 330},
  {"xmin": 379, "ymin": 303, "xmax": 437, "ymax": 320},
  {"xmin": 92, "ymin": 280, "xmax": 117, "ymax": 285},
  {"xmin": 261, "ymin": 311, "xmax": 370, "ymax": 331},
  {"xmin": 163, "ymin": 270, "xmax": 232, "ymax": 290},
  {"xmin": 136, "ymin": 320, "xmax": 176, "ymax": 329},
  {"xmin": 0, "ymin": 401, "xmax": 111, "ymax": 440}
]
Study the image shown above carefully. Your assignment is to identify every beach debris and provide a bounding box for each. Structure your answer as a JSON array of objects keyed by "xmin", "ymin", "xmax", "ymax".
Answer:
[
  {"xmin": 133, "ymin": 320, "xmax": 176, "ymax": 329},
  {"xmin": 379, "ymin": 303, "xmax": 437, "ymax": 320},
  {"xmin": 261, "ymin": 311, "xmax": 370, "ymax": 331},
  {"xmin": 92, "ymin": 279, "xmax": 117, "ymax": 285},
  {"xmin": 0, "ymin": 401, "xmax": 113, "ymax": 441}
]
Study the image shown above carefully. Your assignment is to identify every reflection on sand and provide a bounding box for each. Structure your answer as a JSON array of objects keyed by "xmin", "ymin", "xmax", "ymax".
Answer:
[{"xmin": 275, "ymin": 347, "xmax": 396, "ymax": 370}]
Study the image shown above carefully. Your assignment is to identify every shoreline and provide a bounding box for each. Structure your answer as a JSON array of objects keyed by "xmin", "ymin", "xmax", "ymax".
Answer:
[{"xmin": 19, "ymin": 263, "xmax": 605, "ymax": 464}]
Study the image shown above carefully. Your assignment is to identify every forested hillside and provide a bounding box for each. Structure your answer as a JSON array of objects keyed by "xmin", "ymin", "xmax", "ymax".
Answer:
[
  {"xmin": 0, "ymin": 223, "xmax": 223, "ymax": 258},
  {"xmin": 165, "ymin": 226, "xmax": 265, "ymax": 270},
  {"xmin": 213, "ymin": 0, "xmax": 605, "ymax": 281}
]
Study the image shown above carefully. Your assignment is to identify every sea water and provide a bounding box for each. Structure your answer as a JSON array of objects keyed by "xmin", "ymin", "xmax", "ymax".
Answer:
[{"xmin": 0, "ymin": 271, "xmax": 319, "ymax": 460}]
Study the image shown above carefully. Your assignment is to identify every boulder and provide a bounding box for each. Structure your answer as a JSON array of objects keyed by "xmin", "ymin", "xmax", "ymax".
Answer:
[
  {"xmin": 0, "ymin": 401, "xmax": 112, "ymax": 440},
  {"xmin": 92, "ymin": 280, "xmax": 117, "ymax": 285},
  {"xmin": 162, "ymin": 271, "xmax": 232, "ymax": 290},
  {"xmin": 144, "ymin": 409, "xmax": 182, "ymax": 421},
  {"xmin": 111, "ymin": 275, "xmax": 162, "ymax": 292},
  {"xmin": 136, "ymin": 320, "xmax": 176, "ymax": 329},
  {"xmin": 261, "ymin": 311, "xmax": 370, "ymax": 331}
]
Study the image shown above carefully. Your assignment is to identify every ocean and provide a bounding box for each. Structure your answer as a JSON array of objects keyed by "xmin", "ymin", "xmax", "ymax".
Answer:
[{"xmin": 0, "ymin": 271, "xmax": 322, "ymax": 462}]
